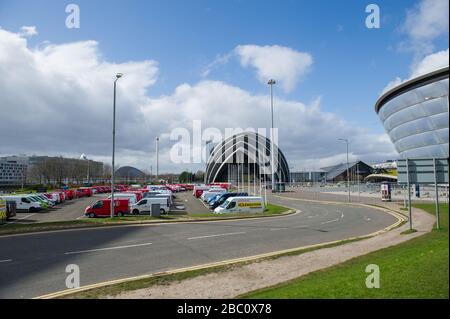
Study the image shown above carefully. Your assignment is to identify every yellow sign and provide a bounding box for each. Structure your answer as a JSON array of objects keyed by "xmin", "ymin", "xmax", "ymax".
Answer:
[
  {"xmin": 0, "ymin": 200, "xmax": 6, "ymax": 220},
  {"xmin": 238, "ymin": 202, "xmax": 262, "ymax": 208}
]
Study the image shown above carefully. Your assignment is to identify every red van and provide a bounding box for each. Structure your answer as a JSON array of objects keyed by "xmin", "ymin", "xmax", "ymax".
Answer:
[
  {"xmin": 79, "ymin": 187, "xmax": 93, "ymax": 197},
  {"xmin": 85, "ymin": 198, "xmax": 130, "ymax": 218},
  {"xmin": 64, "ymin": 189, "xmax": 75, "ymax": 200},
  {"xmin": 125, "ymin": 191, "xmax": 143, "ymax": 202}
]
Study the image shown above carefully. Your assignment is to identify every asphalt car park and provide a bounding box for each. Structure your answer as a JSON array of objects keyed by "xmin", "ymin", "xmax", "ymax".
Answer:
[{"xmin": 2, "ymin": 194, "xmax": 104, "ymax": 224}]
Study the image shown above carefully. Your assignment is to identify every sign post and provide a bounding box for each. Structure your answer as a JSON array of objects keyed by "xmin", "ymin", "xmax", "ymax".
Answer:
[
  {"xmin": 397, "ymin": 158, "xmax": 448, "ymax": 231},
  {"xmin": 406, "ymin": 158, "xmax": 412, "ymax": 230},
  {"xmin": 433, "ymin": 158, "xmax": 440, "ymax": 230}
]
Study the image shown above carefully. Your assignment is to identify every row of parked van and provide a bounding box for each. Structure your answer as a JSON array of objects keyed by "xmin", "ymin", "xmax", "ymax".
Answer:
[
  {"xmin": 83, "ymin": 184, "xmax": 184, "ymax": 218},
  {"xmin": 193, "ymin": 184, "xmax": 265, "ymax": 214},
  {"xmin": 0, "ymin": 184, "xmax": 128, "ymax": 214}
]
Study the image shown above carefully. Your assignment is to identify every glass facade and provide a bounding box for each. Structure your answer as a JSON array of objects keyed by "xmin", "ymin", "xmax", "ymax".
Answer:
[{"xmin": 377, "ymin": 72, "xmax": 449, "ymax": 159}]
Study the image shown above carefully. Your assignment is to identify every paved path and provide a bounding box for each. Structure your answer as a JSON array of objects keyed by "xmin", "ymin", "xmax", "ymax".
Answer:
[{"xmin": 0, "ymin": 197, "xmax": 398, "ymax": 298}]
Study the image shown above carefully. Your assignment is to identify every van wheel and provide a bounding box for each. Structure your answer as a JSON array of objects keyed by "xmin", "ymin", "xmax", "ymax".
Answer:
[
  {"xmin": 132, "ymin": 209, "xmax": 139, "ymax": 215},
  {"xmin": 160, "ymin": 208, "xmax": 166, "ymax": 215},
  {"xmin": 29, "ymin": 207, "xmax": 36, "ymax": 213},
  {"xmin": 88, "ymin": 213, "xmax": 96, "ymax": 218},
  {"xmin": 117, "ymin": 212, "xmax": 124, "ymax": 217}
]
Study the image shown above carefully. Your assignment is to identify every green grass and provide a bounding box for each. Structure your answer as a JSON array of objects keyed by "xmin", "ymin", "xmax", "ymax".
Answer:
[
  {"xmin": 240, "ymin": 203, "xmax": 449, "ymax": 299},
  {"xmin": 190, "ymin": 203, "xmax": 290, "ymax": 218}
]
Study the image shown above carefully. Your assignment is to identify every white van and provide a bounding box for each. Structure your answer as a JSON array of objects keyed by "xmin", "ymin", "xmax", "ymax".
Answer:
[
  {"xmin": 214, "ymin": 196, "xmax": 265, "ymax": 214},
  {"xmin": 201, "ymin": 188, "xmax": 227, "ymax": 202},
  {"xmin": 0, "ymin": 195, "xmax": 42, "ymax": 212},
  {"xmin": 131, "ymin": 197, "xmax": 170, "ymax": 215},
  {"xmin": 107, "ymin": 193, "xmax": 137, "ymax": 205}
]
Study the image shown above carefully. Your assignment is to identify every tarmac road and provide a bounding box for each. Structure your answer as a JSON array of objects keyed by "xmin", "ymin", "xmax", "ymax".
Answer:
[{"xmin": 0, "ymin": 196, "xmax": 398, "ymax": 298}]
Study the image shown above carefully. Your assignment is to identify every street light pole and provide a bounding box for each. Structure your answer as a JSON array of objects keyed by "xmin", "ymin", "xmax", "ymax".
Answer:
[
  {"xmin": 268, "ymin": 79, "xmax": 276, "ymax": 192},
  {"xmin": 155, "ymin": 137, "xmax": 159, "ymax": 181},
  {"xmin": 339, "ymin": 138, "xmax": 350, "ymax": 203},
  {"xmin": 111, "ymin": 73, "xmax": 123, "ymax": 218}
]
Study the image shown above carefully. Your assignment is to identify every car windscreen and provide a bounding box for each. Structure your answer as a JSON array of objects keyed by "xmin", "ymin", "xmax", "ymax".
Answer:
[{"xmin": 220, "ymin": 199, "xmax": 231, "ymax": 208}]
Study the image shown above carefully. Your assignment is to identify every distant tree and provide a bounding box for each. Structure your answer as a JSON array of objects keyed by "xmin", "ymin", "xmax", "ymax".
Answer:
[
  {"xmin": 193, "ymin": 170, "xmax": 205, "ymax": 182},
  {"xmin": 179, "ymin": 171, "xmax": 192, "ymax": 183}
]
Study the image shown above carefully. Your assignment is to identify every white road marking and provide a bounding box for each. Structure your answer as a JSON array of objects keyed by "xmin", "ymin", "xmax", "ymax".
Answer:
[
  {"xmin": 0, "ymin": 259, "xmax": 12, "ymax": 263},
  {"xmin": 187, "ymin": 232, "xmax": 246, "ymax": 240},
  {"xmin": 5, "ymin": 213, "xmax": 36, "ymax": 225},
  {"xmin": 65, "ymin": 242, "xmax": 153, "ymax": 255},
  {"xmin": 321, "ymin": 218, "xmax": 341, "ymax": 225}
]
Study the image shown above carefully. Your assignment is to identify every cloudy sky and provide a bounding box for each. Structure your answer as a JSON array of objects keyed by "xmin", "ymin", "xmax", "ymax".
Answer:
[{"xmin": 0, "ymin": 0, "xmax": 448, "ymax": 173}]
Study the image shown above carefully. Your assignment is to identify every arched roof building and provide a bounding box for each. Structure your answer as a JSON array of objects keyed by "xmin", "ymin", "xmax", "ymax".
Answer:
[
  {"xmin": 205, "ymin": 132, "xmax": 290, "ymax": 184},
  {"xmin": 375, "ymin": 66, "xmax": 449, "ymax": 159}
]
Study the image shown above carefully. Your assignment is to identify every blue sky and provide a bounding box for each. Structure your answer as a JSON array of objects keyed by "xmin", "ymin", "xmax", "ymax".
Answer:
[
  {"xmin": 0, "ymin": 0, "xmax": 439, "ymax": 127},
  {"xmin": 0, "ymin": 0, "xmax": 448, "ymax": 171}
]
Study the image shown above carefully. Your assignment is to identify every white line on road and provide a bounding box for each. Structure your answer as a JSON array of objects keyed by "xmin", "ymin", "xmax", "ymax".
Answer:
[
  {"xmin": 321, "ymin": 218, "xmax": 341, "ymax": 225},
  {"xmin": 187, "ymin": 232, "xmax": 246, "ymax": 240},
  {"xmin": 5, "ymin": 213, "xmax": 36, "ymax": 225},
  {"xmin": 65, "ymin": 242, "xmax": 153, "ymax": 255},
  {"xmin": 0, "ymin": 259, "xmax": 12, "ymax": 263}
]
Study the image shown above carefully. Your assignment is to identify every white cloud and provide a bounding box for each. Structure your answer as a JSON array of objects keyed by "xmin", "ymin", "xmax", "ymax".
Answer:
[
  {"xmin": 0, "ymin": 27, "xmax": 158, "ymax": 168},
  {"xmin": 403, "ymin": 0, "xmax": 448, "ymax": 42},
  {"xmin": 381, "ymin": 48, "xmax": 449, "ymax": 94},
  {"xmin": 401, "ymin": 0, "xmax": 449, "ymax": 54},
  {"xmin": 234, "ymin": 44, "xmax": 313, "ymax": 93},
  {"xmin": 19, "ymin": 26, "xmax": 38, "ymax": 37},
  {"xmin": 410, "ymin": 48, "xmax": 449, "ymax": 77},
  {"xmin": 0, "ymin": 27, "xmax": 396, "ymax": 173},
  {"xmin": 143, "ymin": 81, "xmax": 396, "ymax": 171}
]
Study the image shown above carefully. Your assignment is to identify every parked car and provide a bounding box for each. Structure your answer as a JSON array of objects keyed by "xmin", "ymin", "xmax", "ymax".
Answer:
[
  {"xmin": 27, "ymin": 195, "xmax": 49, "ymax": 209},
  {"xmin": 209, "ymin": 192, "xmax": 249, "ymax": 210},
  {"xmin": 79, "ymin": 187, "xmax": 93, "ymax": 197},
  {"xmin": 125, "ymin": 191, "xmax": 143, "ymax": 202},
  {"xmin": 107, "ymin": 193, "xmax": 137, "ymax": 205},
  {"xmin": 85, "ymin": 198, "xmax": 130, "ymax": 218},
  {"xmin": 0, "ymin": 195, "xmax": 42, "ymax": 212},
  {"xmin": 201, "ymin": 188, "xmax": 227, "ymax": 202},
  {"xmin": 214, "ymin": 196, "xmax": 265, "ymax": 214},
  {"xmin": 35, "ymin": 194, "xmax": 56, "ymax": 207},
  {"xmin": 64, "ymin": 189, "xmax": 76, "ymax": 200},
  {"xmin": 131, "ymin": 197, "xmax": 170, "ymax": 215}
]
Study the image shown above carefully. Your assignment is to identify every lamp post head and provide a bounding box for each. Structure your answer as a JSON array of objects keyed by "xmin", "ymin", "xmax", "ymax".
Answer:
[
  {"xmin": 116, "ymin": 73, "xmax": 123, "ymax": 79},
  {"xmin": 268, "ymin": 79, "xmax": 276, "ymax": 85}
]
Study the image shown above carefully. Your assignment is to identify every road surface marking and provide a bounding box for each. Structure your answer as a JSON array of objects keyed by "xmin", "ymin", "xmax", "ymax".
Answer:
[
  {"xmin": 65, "ymin": 242, "xmax": 153, "ymax": 255},
  {"xmin": 5, "ymin": 213, "xmax": 36, "ymax": 225},
  {"xmin": 0, "ymin": 259, "xmax": 12, "ymax": 263},
  {"xmin": 188, "ymin": 232, "xmax": 246, "ymax": 240},
  {"xmin": 321, "ymin": 218, "xmax": 340, "ymax": 225}
]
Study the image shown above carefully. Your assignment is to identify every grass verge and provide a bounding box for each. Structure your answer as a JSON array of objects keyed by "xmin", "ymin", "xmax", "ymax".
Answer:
[
  {"xmin": 240, "ymin": 203, "xmax": 448, "ymax": 299},
  {"xmin": 189, "ymin": 203, "xmax": 290, "ymax": 218}
]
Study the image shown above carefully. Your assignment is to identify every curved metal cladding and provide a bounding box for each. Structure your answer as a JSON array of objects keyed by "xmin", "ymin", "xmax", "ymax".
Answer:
[
  {"xmin": 205, "ymin": 132, "xmax": 290, "ymax": 184},
  {"xmin": 375, "ymin": 66, "xmax": 449, "ymax": 159}
]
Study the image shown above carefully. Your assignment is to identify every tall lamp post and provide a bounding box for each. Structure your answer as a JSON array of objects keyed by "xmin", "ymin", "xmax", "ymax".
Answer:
[
  {"xmin": 155, "ymin": 137, "xmax": 159, "ymax": 182},
  {"xmin": 338, "ymin": 138, "xmax": 350, "ymax": 203},
  {"xmin": 111, "ymin": 73, "xmax": 123, "ymax": 218},
  {"xmin": 268, "ymin": 79, "xmax": 276, "ymax": 192}
]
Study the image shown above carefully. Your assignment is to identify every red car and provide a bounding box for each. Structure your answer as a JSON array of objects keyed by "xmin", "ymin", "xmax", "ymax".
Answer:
[
  {"xmin": 85, "ymin": 198, "xmax": 130, "ymax": 218},
  {"xmin": 75, "ymin": 189, "xmax": 85, "ymax": 198},
  {"xmin": 79, "ymin": 187, "xmax": 93, "ymax": 197},
  {"xmin": 64, "ymin": 189, "xmax": 76, "ymax": 200}
]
